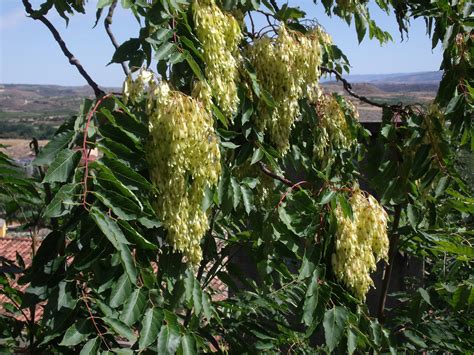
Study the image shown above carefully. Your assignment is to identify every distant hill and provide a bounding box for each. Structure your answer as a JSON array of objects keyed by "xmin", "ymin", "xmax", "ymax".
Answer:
[
  {"xmin": 0, "ymin": 83, "xmax": 120, "ymax": 99},
  {"xmin": 1, "ymin": 70, "xmax": 442, "ymax": 97},
  {"xmin": 323, "ymin": 71, "xmax": 442, "ymax": 84},
  {"xmin": 0, "ymin": 84, "xmax": 102, "ymax": 139},
  {"xmin": 322, "ymin": 71, "xmax": 442, "ymax": 93},
  {"xmin": 0, "ymin": 83, "xmax": 123, "ymax": 139},
  {"xmin": 0, "ymin": 71, "xmax": 440, "ymax": 137},
  {"xmin": 321, "ymin": 82, "xmax": 387, "ymax": 96},
  {"xmin": 0, "ymin": 84, "xmax": 91, "ymax": 97},
  {"xmin": 321, "ymin": 71, "xmax": 439, "ymax": 122}
]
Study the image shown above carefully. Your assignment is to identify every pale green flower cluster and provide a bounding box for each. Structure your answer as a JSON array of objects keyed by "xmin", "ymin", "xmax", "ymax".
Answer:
[
  {"xmin": 315, "ymin": 26, "xmax": 333, "ymax": 47},
  {"xmin": 331, "ymin": 189, "xmax": 389, "ymax": 300},
  {"xmin": 122, "ymin": 70, "xmax": 154, "ymax": 105},
  {"xmin": 193, "ymin": 0, "xmax": 242, "ymax": 116},
  {"xmin": 421, "ymin": 105, "xmax": 445, "ymax": 164},
  {"xmin": 313, "ymin": 94, "xmax": 356, "ymax": 162},
  {"xmin": 124, "ymin": 71, "xmax": 220, "ymax": 265},
  {"xmin": 192, "ymin": 80, "xmax": 213, "ymax": 110},
  {"xmin": 248, "ymin": 26, "xmax": 323, "ymax": 152}
]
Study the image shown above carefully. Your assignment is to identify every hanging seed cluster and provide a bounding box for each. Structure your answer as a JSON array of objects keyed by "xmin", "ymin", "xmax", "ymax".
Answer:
[
  {"xmin": 315, "ymin": 26, "xmax": 333, "ymax": 47},
  {"xmin": 313, "ymin": 94, "xmax": 356, "ymax": 162},
  {"xmin": 248, "ymin": 26, "xmax": 322, "ymax": 152},
  {"xmin": 331, "ymin": 189, "xmax": 389, "ymax": 300},
  {"xmin": 122, "ymin": 70, "xmax": 154, "ymax": 104},
  {"xmin": 125, "ymin": 72, "xmax": 221, "ymax": 265},
  {"xmin": 148, "ymin": 81, "xmax": 220, "ymax": 265},
  {"xmin": 192, "ymin": 80, "xmax": 213, "ymax": 110},
  {"xmin": 421, "ymin": 105, "xmax": 447, "ymax": 165},
  {"xmin": 193, "ymin": 0, "xmax": 242, "ymax": 116}
]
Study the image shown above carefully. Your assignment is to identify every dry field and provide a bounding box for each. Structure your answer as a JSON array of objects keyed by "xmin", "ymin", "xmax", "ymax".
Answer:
[
  {"xmin": 0, "ymin": 138, "xmax": 49, "ymax": 160},
  {"xmin": 0, "ymin": 79, "xmax": 437, "ymax": 158},
  {"xmin": 321, "ymin": 82, "xmax": 436, "ymax": 122}
]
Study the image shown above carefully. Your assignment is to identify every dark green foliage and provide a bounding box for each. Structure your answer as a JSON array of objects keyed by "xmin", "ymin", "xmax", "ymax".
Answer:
[{"xmin": 1, "ymin": 0, "xmax": 472, "ymax": 353}]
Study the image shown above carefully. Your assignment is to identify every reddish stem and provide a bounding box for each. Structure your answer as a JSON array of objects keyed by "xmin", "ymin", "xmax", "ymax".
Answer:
[
  {"xmin": 82, "ymin": 290, "xmax": 111, "ymax": 350},
  {"xmin": 276, "ymin": 181, "xmax": 309, "ymax": 208}
]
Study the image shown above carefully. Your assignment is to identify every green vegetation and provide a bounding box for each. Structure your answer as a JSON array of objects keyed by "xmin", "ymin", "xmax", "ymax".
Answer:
[
  {"xmin": 0, "ymin": 121, "xmax": 57, "ymax": 139},
  {"xmin": 367, "ymin": 94, "xmax": 433, "ymax": 106},
  {"xmin": 0, "ymin": 0, "xmax": 472, "ymax": 353},
  {"xmin": 0, "ymin": 85, "xmax": 87, "ymax": 139},
  {"xmin": 0, "ymin": 111, "xmax": 43, "ymax": 119}
]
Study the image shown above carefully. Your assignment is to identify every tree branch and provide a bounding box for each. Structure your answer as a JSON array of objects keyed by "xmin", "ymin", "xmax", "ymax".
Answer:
[
  {"xmin": 22, "ymin": 0, "xmax": 104, "ymax": 98},
  {"xmin": 269, "ymin": 0, "xmax": 280, "ymax": 12},
  {"xmin": 320, "ymin": 66, "xmax": 404, "ymax": 113},
  {"xmin": 104, "ymin": 0, "xmax": 129, "ymax": 76},
  {"xmin": 258, "ymin": 162, "xmax": 294, "ymax": 187},
  {"xmin": 2, "ymin": 291, "xmax": 30, "ymax": 324},
  {"xmin": 256, "ymin": 10, "xmax": 278, "ymax": 35}
]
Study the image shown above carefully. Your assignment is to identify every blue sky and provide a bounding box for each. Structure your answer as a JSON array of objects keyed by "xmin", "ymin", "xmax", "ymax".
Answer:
[{"xmin": 0, "ymin": 0, "xmax": 442, "ymax": 87}]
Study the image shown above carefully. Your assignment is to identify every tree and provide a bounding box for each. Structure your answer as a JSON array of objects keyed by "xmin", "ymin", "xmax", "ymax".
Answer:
[{"xmin": 1, "ymin": 0, "xmax": 472, "ymax": 353}]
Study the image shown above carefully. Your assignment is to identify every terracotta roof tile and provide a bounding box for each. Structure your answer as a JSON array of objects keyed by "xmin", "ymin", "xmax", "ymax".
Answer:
[
  {"xmin": 0, "ymin": 237, "xmax": 43, "ymax": 321},
  {"xmin": 0, "ymin": 237, "xmax": 34, "ymax": 266}
]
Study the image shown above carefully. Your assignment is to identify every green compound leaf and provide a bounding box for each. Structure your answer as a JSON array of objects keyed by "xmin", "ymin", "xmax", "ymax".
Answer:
[
  {"xmin": 59, "ymin": 319, "xmax": 92, "ymax": 346},
  {"xmin": 139, "ymin": 308, "xmax": 164, "ymax": 350},
  {"xmin": 90, "ymin": 207, "xmax": 137, "ymax": 283},
  {"xmin": 33, "ymin": 130, "xmax": 74, "ymax": 166},
  {"xmin": 120, "ymin": 288, "xmax": 147, "ymax": 326},
  {"xmin": 323, "ymin": 306, "xmax": 348, "ymax": 352},
  {"xmin": 43, "ymin": 149, "xmax": 81, "ymax": 183},
  {"xmin": 79, "ymin": 337, "xmax": 100, "ymax": 355},
  {"xmin": 103, "ymin": 317, "xmax": 137, "ymax": 343},
  {"xmin": 157, "ymin": 324, "xmax": 181, "ymax": 355}
]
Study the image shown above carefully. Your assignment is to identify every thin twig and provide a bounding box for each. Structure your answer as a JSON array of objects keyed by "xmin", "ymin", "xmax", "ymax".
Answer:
[
  {"xmin": 82, "ymin": 291, "xmax": 111, "ymax": 350},
  {"xmin": 320, "ymin": 66, "xmax": 404, "ymax": 113},
  {"xmin": 248, "ymin": 12, "xmax": 256, "ymax": 36},
  {"xmin": 276, "ymin": 181, "xmax": 309, "ymax": 208},
  {"xmin": 2, "ymin": 280, "xmax": 37, "ymax": 352},
  {"xmin": 258, "ymin": 161, "xmax": 294, "ymax": 187},
  {"xmin": 268, "ymin": 278, "xmax": 302, "ymax": 296},
  {"xmin": 30, "ymin": 138, "xmax": 56, "ymax": 232},
  {"xmin": 22, "ymin": 0, "xmax": 104, "ymax": 98},
  {"xmin": 2, "ymin": 292, "xmax": 30, "ymax": 323},
  {"xmin": 104, "ymin": 0, "xmax": 129, "ymax": 76},
  {"xmin": 202, "ymin": 245, "xmax": 243, "ymax": 289},
  {"xmin": 197, "ymin": 209, "xmax": 219, "ymax": 282},
  {"xmin": 269, "ymin": 0, "xmax": 280, "ymax": 12},
  {"xmin": 256, "ymin": 10, "xmax": 278, "ymax": 34},
  {"xmin": 257, "ymin": 25, "xmax": 278, "ymax": 38},
  {"xmin": 3, "ymin": 186, "xmax": 36, "ymax": 252}
]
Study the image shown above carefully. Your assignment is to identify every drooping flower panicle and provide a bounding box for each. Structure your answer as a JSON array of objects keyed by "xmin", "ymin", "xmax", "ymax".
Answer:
[
  {"xmin": 193, "ymin": 0, "xmax": 242, "ymax": 116},
  {"xmin": 313, "ymin": 94, "xmax": 357, "ymax": 162},
  {"xmin": 124, "ymin": 71, "xmax": 221, "ymax": 265},
  {"xmin": 248, "ymin": 26, "xmax": 323, "ymax": 152},
  {"xmin": 331, "ymin": 189, "xmax": 389, "ymax": 300}
]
